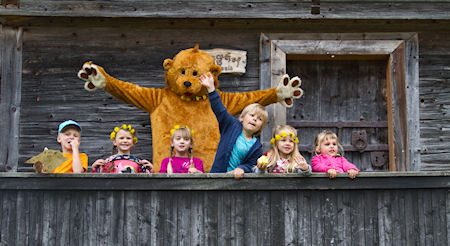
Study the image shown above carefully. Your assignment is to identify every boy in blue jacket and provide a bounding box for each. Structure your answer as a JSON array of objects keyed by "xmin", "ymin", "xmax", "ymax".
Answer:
[{"xmin": 199, "ymin": 73, "xmax": 268, "ymax": 179}]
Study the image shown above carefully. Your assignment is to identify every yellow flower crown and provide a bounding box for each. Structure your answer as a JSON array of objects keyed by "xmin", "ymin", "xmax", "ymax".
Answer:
[
  {"xmin": 270, "ymin": 131, "xmax": 299, "ymax": 145},
  {"xmin": 110, "ymin": 124, "xmax": 138, "ymax": 144},
  {"xmin": 170, "ymin": 125, "xmax": 194, "ymax": 136}
]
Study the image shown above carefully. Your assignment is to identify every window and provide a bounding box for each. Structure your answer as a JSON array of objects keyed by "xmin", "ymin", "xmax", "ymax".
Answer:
[{"xmin": 260, "ymin": 33, "xmax": 419, "ymax": 171}]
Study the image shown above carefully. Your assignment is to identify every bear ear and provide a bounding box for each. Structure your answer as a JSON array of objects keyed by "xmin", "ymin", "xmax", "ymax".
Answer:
[
  {"xmin": 210, "ymin": 64, "xmax": 221, "ymax": 77},
  {"xmin": 163, "ymin": 59, "xmax": 173, "ymax": 70}
]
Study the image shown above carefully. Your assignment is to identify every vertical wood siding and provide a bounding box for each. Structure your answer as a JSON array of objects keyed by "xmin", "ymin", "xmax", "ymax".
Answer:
[{"xmin": 0, "ymin": 186, "xmax": 448, "ymax": 245}]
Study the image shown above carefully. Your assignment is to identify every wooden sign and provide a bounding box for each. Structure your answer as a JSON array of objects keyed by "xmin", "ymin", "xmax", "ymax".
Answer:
[{"xmin": 205, "ymin": 48, "xmax": 247, "ymax": 75}]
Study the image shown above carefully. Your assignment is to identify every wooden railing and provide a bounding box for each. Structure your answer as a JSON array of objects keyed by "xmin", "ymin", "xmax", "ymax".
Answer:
[{"xmin": 0, "ymin": 172, "xmax": 448, "ymax": 245}]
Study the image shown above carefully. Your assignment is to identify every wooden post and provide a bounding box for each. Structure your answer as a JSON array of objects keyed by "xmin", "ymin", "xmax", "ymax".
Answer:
[{"xmin": 0, "ymin": 25, "xmax": 22, "ymax": 172}]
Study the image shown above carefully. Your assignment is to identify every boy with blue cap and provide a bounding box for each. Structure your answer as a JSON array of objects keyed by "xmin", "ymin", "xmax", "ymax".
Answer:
[{"xmin": 53, "ymin": 120, "xmax": 88, "ymax": 173}]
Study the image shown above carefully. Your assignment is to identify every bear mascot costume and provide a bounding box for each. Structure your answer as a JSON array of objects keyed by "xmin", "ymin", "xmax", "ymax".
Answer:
[{"xmin": 78, "ymin": 45, "xmax": 303, "ymax": 172}]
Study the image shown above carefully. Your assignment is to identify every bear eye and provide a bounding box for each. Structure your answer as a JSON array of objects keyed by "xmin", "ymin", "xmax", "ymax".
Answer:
[
  {"xmin": 181, "ymin": 70, "xmax": 185, "ymax": 75},
  {"xmin": 193, "ymin": 71, "xmax": 198, "ymax": 77}
]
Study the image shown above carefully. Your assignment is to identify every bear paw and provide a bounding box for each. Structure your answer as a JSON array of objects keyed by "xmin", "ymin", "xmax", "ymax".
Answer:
[
  {"xmin": 77, "ymin": 62, "xmax": 107, "ymax": 91},
  {"xmin": 276, "ymin": 74, "xmax": 304, "ymax": 107}
]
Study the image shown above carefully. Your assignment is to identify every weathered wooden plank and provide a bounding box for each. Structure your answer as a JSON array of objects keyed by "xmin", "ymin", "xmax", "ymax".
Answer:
[
  {"xmin": 322, "ymin": 190, "xmax": 338, "ymax": 245},
  {"xmin": 150, "ymin": 191, "xmax": 164, "ymax": 246},
  {"xmin": 1, "ymin": 191, "xmax": 17, "ymax": 245},
  {"xmin": 0, "ymin": 1, "xmax": 449, "ymax": 19},
  {"xmin": 231, "ymin": 191, "xmax": 244, "ymax": 246},
  {"xmin": 113, "ymin": 191, "xmax": 125, "ymax": 245},
  {"xmin": 390, "ymin": 190, "xmax": 406, "ymax": 246},
  {"xmin": 81, "ymin": 191, "xmax": 97, "ymax": 246},
  {"xmin": 274, "ymin": 40, "xmax": 403, "ymax": 55},
  {"xmin": 96, "ymin": 191, "xmax": 112, "ymax": 245},
  {"xmin": 69, "ymin": 191, "xmax": 83, "ymax": 246},
  {"xmin": 377, "ymin": 190, "xmax": 393, "ymax": 246},
  {"xmin": 205, "ymin": 192, "xmax": 219, "ymax": 246},
  {"xmin": 404, "ymin": 190, "xmax": 419, "ymax": 246},
  {"xmin": 350, "ymin": 190, "xmax": 366, "ymax": 246},
  {"xmin": 55, "ymin": 191, "xmax": 72, "ymax": 245},
  {"xmin": 0, "ymin": 26, "xmax": 22, "ymax": 172},
  {"xmin": 177, "ymin": 192, "xmax": 191, "ymax": 246},
  {"xmin": 244, "ymin": 191, "xmax": 258, "ymax": 246},
  {"xmin": 256, "ymin": 191, "xmax": 271, "ymax": 246},
  {"xmin": 284, "ymin": 191, "xmax": 298, "ymax": 245},
  {"xmin": 217, "ymin": 191, "xmax": 232, "ymax": 245},
  {"xmin": 432, "ymin": 189, "xmax": 447, "ymax": 245},
  {"xmin": 191, "ymin": 191, "xmax": 205, "ymax": 246},
  {"xmin": 364, "ymin": 191, "xmax": 379, "ymax": 246},
  {"xmin": 297, "ymin": 190, "xmax": 312, "ymax": 246}
]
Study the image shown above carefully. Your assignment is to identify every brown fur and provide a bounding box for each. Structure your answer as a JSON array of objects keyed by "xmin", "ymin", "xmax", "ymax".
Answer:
[{"xmin": 97, "ymin": 46, "xmax": 278, "ymax": 172}]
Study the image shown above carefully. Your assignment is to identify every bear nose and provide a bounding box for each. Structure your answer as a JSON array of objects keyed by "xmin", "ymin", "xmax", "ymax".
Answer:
[{"xmin": 184, "ymin": 81, "xmax": 192, "ymax": 87}]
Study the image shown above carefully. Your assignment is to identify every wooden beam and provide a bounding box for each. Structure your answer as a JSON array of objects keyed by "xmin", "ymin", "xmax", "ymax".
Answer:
[{"xmin": 0, "ymin": 25, "xmax": 22, "ymax": 172}]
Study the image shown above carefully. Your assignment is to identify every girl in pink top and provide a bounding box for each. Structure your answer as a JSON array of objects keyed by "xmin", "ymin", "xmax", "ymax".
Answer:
[
  {"xmin": 311, "ymin": 130, "xmax": 359, "ymax": 179},
  {"xmin": 160, "ymin": 125, "xmax": 204, "ymax": 173}
]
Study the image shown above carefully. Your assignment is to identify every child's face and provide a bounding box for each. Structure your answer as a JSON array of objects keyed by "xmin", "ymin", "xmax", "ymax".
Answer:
[
  {"xmin": 113, "ymin": 129, "xmax": 134, "ymax": 154},
  {"xmin": 277, "ymin": 136, "xmax": 295, "ymax": 158},
  {"xmin": 171, "ymin": 132, "xmax": 192, "ymax": 155},
  {"xmin": 57, "ymin": 128, "xmax": 81, "ymax": 152},
  {"xmin": 317, "ymin": 137, "xmax": 338, "ymax": 156},
  {"xmin": 240, "ymin": 111, "xmax": 264, "ymax": 135}
]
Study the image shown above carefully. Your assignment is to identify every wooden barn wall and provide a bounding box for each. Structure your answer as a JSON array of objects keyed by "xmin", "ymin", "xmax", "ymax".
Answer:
[
  {"xmin": 0, "ymin": 18, "xmax": 448, "ymax": 171},
  {"xmin": 0, "ymin": 173, "xmax": 449, "ymax": 245}
]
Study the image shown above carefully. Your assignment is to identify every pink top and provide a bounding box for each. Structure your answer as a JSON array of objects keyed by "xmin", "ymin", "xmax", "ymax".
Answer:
[
  {"xmin": 311, "ymin": 153, "xmax": 359, "ymax": 173},
  {"xmin": 160, "ymin": 156, "xmax": 204, "ymax": 173}
]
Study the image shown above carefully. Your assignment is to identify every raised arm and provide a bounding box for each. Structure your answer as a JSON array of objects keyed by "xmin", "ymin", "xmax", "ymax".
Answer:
[{"xmin": 78, "ymin": 62, "xmax": 163, "ymax": 113}]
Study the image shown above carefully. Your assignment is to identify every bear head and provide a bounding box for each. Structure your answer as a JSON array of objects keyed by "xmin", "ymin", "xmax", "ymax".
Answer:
[{"xmin": 163, "ymin": 45, "xmax": 222, "ymax": 101}]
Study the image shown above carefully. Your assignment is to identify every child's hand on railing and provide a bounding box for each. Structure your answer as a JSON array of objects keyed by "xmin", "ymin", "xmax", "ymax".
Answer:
[
  {"xmin": 347, "ymin": 169, "xmax": 359, "ymax": 179},
  {"xmin": 327, "ymin": 168, "xmax": 337, "ymax": 179},
  {"xmin": 141, "ymin": 159, "xmax": 154, "ymax": 173}
]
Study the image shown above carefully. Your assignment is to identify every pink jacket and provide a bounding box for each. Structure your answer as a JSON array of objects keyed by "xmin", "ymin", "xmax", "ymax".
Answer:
[{"xmin": 311, "ymin": 153, "xmax": 359, "ymax": 173}]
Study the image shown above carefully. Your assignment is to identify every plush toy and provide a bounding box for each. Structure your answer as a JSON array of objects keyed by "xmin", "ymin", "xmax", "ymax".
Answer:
[{"xmin": 78, "ymin": 45, "xmax": 303, "ymax": 172}]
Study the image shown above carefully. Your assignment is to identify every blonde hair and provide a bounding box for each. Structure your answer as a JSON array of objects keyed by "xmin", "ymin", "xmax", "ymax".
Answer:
[
  {"xmin": 314, "ymin": 130, "xmax": 344, "ymax": 155},
  {"xmin": 238, "ymin": 103, "xmax": 268, "ymax": 136},
  {"xmin": 167, "ymin": 126, "xmax": 195, "ymax": 173},
  {"xmin": 267, "ymin": 125, "xmax": 302, "ymax": 173}
]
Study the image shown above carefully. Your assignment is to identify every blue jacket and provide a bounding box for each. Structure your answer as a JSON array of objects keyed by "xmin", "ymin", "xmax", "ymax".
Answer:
[{"xmin": 208, "ymin": 91, "xmax": 263, "ymax": 173}]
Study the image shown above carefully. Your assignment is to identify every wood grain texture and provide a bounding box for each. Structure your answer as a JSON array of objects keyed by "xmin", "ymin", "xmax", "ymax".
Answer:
[
  {"xmin": 0, "ymin": 174, "xmax": 448, "ymax": 245},
  {"xmin": 0, "ymin": 1, "xmax": 449, "ymax": 19}
]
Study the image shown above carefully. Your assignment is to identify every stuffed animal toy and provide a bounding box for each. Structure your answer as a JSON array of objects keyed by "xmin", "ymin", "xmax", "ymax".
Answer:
[{"xmin": 78, "ymin": 45, "xmax": 303, "ymax": 172}]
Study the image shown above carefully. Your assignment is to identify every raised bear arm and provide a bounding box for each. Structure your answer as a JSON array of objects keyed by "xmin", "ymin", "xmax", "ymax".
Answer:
[
  {"xmin": 78, "ymin": 62, "xmax": 163, "ymax": 113},
  {"xmin": 219, "ymin": 74, "xmax": 304, "ymax": 115}
]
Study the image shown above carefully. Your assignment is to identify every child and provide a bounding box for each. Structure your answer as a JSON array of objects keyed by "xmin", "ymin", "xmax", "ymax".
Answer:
[
  {"xmin": 159, "ymin": 125, "xmax": 204, "ymax": 173},
  {"xmin": 91, "ymin": 124, "xmax": 153, "ymax": 173},
  {"xmin": 199, "ymin": 72, "xmax": 268, "ymax": 179},
  {"xmin": 53, "ymin": 120, "xmax": 88, "ymax": 173},
  {"xmin": 311, "ymin": 130, "xmax": 359, "ymax": 179},
  {"xmin": 255, "ymin": 125, "xmax": 311, "ymax": 175}
]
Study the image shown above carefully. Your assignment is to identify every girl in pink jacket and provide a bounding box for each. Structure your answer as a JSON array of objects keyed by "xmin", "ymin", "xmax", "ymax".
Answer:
[{"xmin": 311, "ymin": 130, "xmax": 359, "ymax": 179}]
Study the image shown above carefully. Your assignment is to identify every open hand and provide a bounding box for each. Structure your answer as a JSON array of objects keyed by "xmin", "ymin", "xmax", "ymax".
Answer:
[
  {"xmin": 276, "ymin": 74, "xmax": 304, "ymax": 107},
  {"xmin": 293, "ymin": 155, "xmax": 309, "ymax": 171},
  {"xmin": 198, "ymin": 72, "xmax": 216, "ymax": 93},
  {"xmin": 78, "ymin": 62, "xmax": 107, "ymax": 91}
]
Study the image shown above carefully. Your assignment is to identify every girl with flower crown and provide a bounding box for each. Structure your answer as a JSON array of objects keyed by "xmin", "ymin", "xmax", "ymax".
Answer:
[
  {"xmin": 159, "ymin": 125, "xmax": 204, "ymax": 173},
  {"xmin": 91, "ymin": 124, "xmax": 153, "ymax": 173},
  {"xmin": 255, "ymin": 125, "xmax": 311, "ymax": 174}
]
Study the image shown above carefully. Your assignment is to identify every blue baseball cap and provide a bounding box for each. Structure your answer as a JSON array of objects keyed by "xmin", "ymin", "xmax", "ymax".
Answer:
[{"xmin": 58, "ymin": 120, "xmax": 82, "ymax": 134}]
